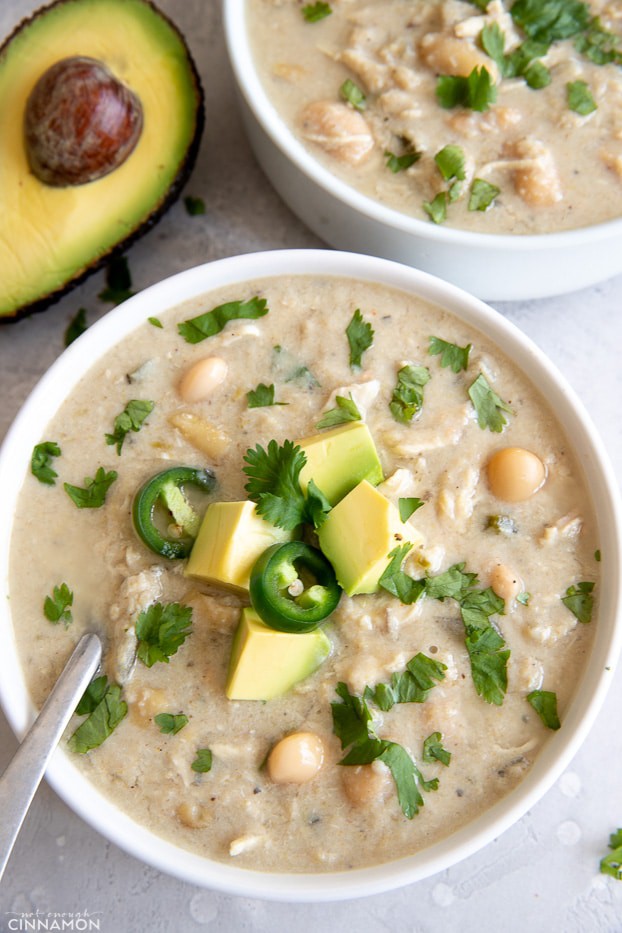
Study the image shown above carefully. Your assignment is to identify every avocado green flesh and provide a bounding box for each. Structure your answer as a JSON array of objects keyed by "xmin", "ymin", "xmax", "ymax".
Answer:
[{"xmin": 0, "ymin": 0, "xmax": 204, "ymax": 320}]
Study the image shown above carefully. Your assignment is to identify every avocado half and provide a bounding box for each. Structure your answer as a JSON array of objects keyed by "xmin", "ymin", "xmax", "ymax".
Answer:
[{"xmin": 0, "ymin": 0, "xmax": 204, "ymax": 322}]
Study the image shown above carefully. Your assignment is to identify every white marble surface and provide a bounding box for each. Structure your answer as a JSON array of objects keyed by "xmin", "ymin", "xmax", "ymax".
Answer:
[{"xmin": 1, "ymin": 2, "xmax": 622, "ymax": 930}]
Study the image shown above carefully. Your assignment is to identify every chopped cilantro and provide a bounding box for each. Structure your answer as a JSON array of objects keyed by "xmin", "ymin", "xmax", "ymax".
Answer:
[
  {"xmin": 154, "ymin": 712, "xmax": 189, "ymax": 735},
  {"xmin": 64, "ymin": 308, "xmax": 88, "ymax": 346},
  {"xmin": 398, "ymin": 497, "xmax": 424, "ymax": 522},
  {"xmin": 243, "ymin": 439, "xmax": 309, "ymax": 531},
  {"xmin": 390, "ymin": 364, "xmax": 430, "ymax": 423},
  {"xmin": 98, "ymin": 256, "xmax": 134, "ymax": 305},
  {"xmin": 567, "ymin": 79, "xmax": 597, "ymax": 115},
  {"xmin": 510, "ymin": 0, "xmax": 590, "ymax": 44},
  {"xmin": 148, "ymin": 316, "xmax": 163, "ymax": 328},
  {"xmin": 468, "ymin": 373, "xmax": 513, "ymax": 432},
  {"xmin": 340, "ymin": 78, "xmax": 366, "ymax": 111},
  {"xmin": 184, "ymin": 195, "xmax": 206, "ymax": 215},
  {"xmin": 306, "ymin": 479, "xmax": 332, "ymax": 530},
  {"xmin": 600, "ymin": 829, "xmax": 622, "ymax": 880},
  {"xmin": 436, "ymin": 66, "xmax": 497, "ymax": 112},
  {"xmin": 379, "ymin": 543, "xmax": 426, "ymax": 604},
  {"xmin": 561, "ymin": 581, "xmax": 595, "ymax": 623},
  {"xmin": 435, "ymin": 145, "xmax": 466, "ymax": 183},
  {"xmin": 469, "ymin": 178, "xmax": 500, "ymax": 212},
  {"xmin": 526, "ymin": 689, "xmax": 561, "ymax": 730},
  {"xmin": 316, "ymin": 394, "xmax": 361, "ymax": 429},
  {"xmin": 69, "ymin": 677, "xmax": 127, "ymax": 754},
  {"xmin": 481, "ymin": 22, "xmax": 551, "ymax": 88},
  {"xmin": 459, "ymin": 586, "xmax": 505, "ymax": 630},
  {"xmin": 31, "ymin": 441, "xmax": 61, "ymax": 486},
  {"xmin": 523, "ymin": 59, "xmax": 552, "ymax": 88},
  {"xmin": 517, "ymin": 591, "xmax": 531, "ymax": 606},
  {"xmin": 425, "ymin": 563, "xmax": 478, "ymax": 602},
  {"xmin": 178, "ymin": 296, "xmax": 269, "ymax": 344},
  {"xmin": 423, "ymin": 192, "xmax": 448, "ymax": 225},
  {"xmin": 575, "ymin": 18, "xmax": 622, "ymax": 66},
  {"xmin": 429, "ymin": 335, "xmax": 471, "ymax": 373},
  {"xmin": 363, "ymin": 652, "xmax": 447, "ymax": 711},
  {"xmin": 423, "ymin": 732, "xmax": 451, "ymax": 767},
  {"xmin": 346, "ymin": 308, "xmax": 374, "ymax": 369},
  {"xmin": 43, "ymin": 583, "xmax": 73, "ymax": 627},
  {"xmin": 464, "ymin": 623, "xmax": 509, "ymax": 706},
  {"xmin": 192, "ymin": 748, "xmax": 213, "ymax": 773},
  {"xmin": 64, "ymin": 467, "xmax": 117, "ymax": 509},
  {"xmin": 384, "ymin": 148, "xmax": 421, "ymax": 173},
  {"xmin": 302, "ymin": 1, "xmax": 332, "ymax": 22},
  {"xmin": 595, "ymin": 549, "xmax": 601, "ymax": 562},
  {"xmin": 246, "ymin": 382, "xmax": 287, "ymax": 409},
  {"xmin": 135, "ymin": 601, "xmax": 193, "ymax": 667},
  {"xmin": 105, "ymin": 399, "xmax": 154, "ymax": 454}
]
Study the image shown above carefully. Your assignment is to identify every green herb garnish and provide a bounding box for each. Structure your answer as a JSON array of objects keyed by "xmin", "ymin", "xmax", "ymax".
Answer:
[
  {"xmin": 526, "ymin": 689, "xmax": 561, "ymax": 730},
  {"xmin": 340, "ymin": 78, "xmax": 366, "ymax": 111},
  {"xmin": 390, "ymin": 364, "xmax": 430, "ymax": 424},
  {"xmin": 306, "ymin": 479, "xmax": 332, "ymax": 530},
  {"xmin": 468, "ymin": 373, "xmax": 513, "ymax": 432},
  {"xmin": 302, "ymin": 1, "xmax": 332, "ymax": 22},
  {"xmin": 184, "ymin": 195, "xmax": 206, "ymax": 215},
  {"xmin": 486, "ymin": 514, "xmax": 518, "ymax": 535},
  {"xmin": 423, "ymin": 732, "xmax": 451, "ymax": 766},
  {"xmin": 346, "ymin": 308, "xmax": 374, "ymax": 369},
  {"xmin": 384, "ymin": 148, "xmax": 421, "ymax": 173},
  {"xmin": 69, "ymin": 677, "xmax": 127, "ymax": 754},
  {"xmin": 316, "ymin": 394, "xmax": 361, "ymax": 429},
  {"xmin": 135, "ymin": 602, "xmax": 193, "ymax": 667},
  {"xmin": 561, "ymin": 581, "xmax": 595, "ymax": 623},
  {"xmin": 64, "ymin": 467, "xmax": 118, "ymax": 509},
  {"xmin": 423, "ymin": 192, "xmax": 448, "ymax": 225},
  {"xmin": 429, "ymin": 336, "xmax": 471, "ymax": 373},
  {"xmin": 517, "ymin": 591, "xmax": 531, "ymax": 606},
  {"xmin": 363, "ymin": 653, "xmax": 447, "ymax": 711},
  {"xmin": 600, "ymin": 830, "xmax": 622, "ymax": 880},
  {"xmin": 435, "ymin": 145, "xmax": 466, "ymax": 183},
  {"xmin": 178, "ymin": 296, "xmax": 269, "ymax": 344},
  {"xmin": 469, "ymin": 178, "xmax": 500, "ymax": 212},
  {"xmin": 191, "ymin": 748, "xmax": 213, "ymax": 773},
  {"xmin": 98, "ymin": 256, "xmax": 134, "ymax": 305},
  {"xmin": 105, "ymin": 399, "xmax": 154, "ymax": 455},
  {"xmin": 379, "ymin": 543, "xmax": 427, "ymax": 604},
  {"xmin": 154, "ymin": 712, "xmax": 189, "ymax": 735},
  {"xmin": 567, "ymin": 79, "xmax": 597, "ymax": 115},
  {"xmin": 272, "ymin": 345, "xmax": 320, "ymax": 389},
  {"xmin": 43, "ymin": 583, "xmax": 73, "ymax": 627},
  {"xmin": 65, "ymin": 308, "xmax": 88, "ymax": 346},
  {"xmin": 510, "ymin": 0, "xmax": 590, "ymax": 44},
  {"xmin": 436, "ymin": 66, "xmax": 497, "ymax": 112},
  {"xmin": 31, "ymin": 441, "xmax": 61, "ymax": 486},
  {"xmin": 398, "ymin": 497, "xmax": 424, "ymax": 522},
  {"xmin": 243, "ymin": 439, "xmax": 309, "ymax": 531},
  {"xmin": 246, "ymin": 383, "xmax": 287, "ymax": 409},
  {"xmin": 148, "ymin": 316, "xmax": 163, "ymax": 328},
  {"xmin": 575, "ymin": 18, "xmax": 622, "ymax": 66}
]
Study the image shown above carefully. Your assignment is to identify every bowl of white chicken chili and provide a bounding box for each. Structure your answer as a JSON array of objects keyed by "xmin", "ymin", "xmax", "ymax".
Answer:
[
  {"xmin": 224, "ymin": 0, "xmax": 622, "ymax": 300},
  {"xmin": 0, "ymin": 249, "xmax": 620, "ymax": 900}
]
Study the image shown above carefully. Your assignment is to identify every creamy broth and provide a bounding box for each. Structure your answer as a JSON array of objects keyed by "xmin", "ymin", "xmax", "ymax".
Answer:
[
  {"xmin": 246, "ymin": 0, "xmax": 622, "ymax": 234},
  {"xmin": 10, "ymin": 275, "xmax": 598, "ymax": 872}
]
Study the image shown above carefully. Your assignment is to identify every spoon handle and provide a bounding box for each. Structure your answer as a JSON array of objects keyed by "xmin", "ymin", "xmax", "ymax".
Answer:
[{"xmin": 0, "ymin": 633, "xmax": 102, "ymax": 881}]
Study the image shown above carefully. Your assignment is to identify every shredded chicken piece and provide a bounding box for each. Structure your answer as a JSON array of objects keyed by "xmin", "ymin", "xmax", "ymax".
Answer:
[{"xmin": 298, "ymin": 100, "xmax": 374, "ymax": 164}]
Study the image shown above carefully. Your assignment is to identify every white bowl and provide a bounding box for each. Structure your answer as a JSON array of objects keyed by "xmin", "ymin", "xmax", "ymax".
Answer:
[
  {"xmin": 0, "ymin": 250, "xmax": 621, "ymax": 901},
  {"xmin": 223, "ymin": 0, "xmax": 622, "ymax": 301}
]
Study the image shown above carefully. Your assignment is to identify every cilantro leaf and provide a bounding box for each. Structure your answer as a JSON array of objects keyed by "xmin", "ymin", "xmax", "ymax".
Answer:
[
  {"xmin": 459, "ymin": 586, "xmax": 505, "ymax": 630},
  {"xmin": 135, "ymin": 601, "xmax": 193, "ymax": 667},
  {"xmin": 340, "ymin": 78, "xmax": 366, "ymax": 111},
  {"xmin": 98, "ymin": 256, "xmax": 134, "ymax": 305},
  {"xmin": 423, "ymin": 191, "xmax": 448, "ymax": 225},
  {"xmin": 429, "ymin": 336, "xmax": 471, "ymax": 373},
  {"xmin": 306, "ymin": 478, "xmax": 332, "ymax": 530},
  {"xmin": 69, "ymin": 680, "xmax": 127, "ymax": 754},
  {"xmin": 364, "ymin": 652, "xmax": 447, "ymax": 711},
  {"xmin": 517, "ymin": 591, "xmax": 531, "ymax": 606},
  {"xmin": 379, "ymin": 543, "xmax": 426, "ymax": 604},
  {"xmin": 423, "ymin": 731, "xmax": 452, "ymax": 766},
  {"xmin": 384, "ymin": 148, "xmax": 421, "ymax": 173},
  {"xmin": 601, "ymin": 841, "xmax": 622, "ymax": 880},
  {"xmin": 346, "ymin": 308, "xmax": 374, "ymax": 369},
  {"xmin": 561, "ymin": 581, "xmax": 594, "ymax": 623},
  {"xmin": 154, "ymin": 712, "xmax": 189, "ymax": 735},
  {"xmin": 192, "ymin": 748, "xmax": 213, "ymax": 773},
  {"xmin": 378, "ymin": 742, "xmax": 427, "ymax": 819},
  {"xmin": 64, "ymin": 467, "xmax": 118, "ymax": 509},
  {"xmin": 575, "ymin": 18, "xmax": 622, "ymax": 66},
  {"xmin": 398, "ymin": 497, "xmax": 424, "ymax": 522},
  {"xmin": 390, "ymin": 364, "xmax": 430, "ymax": 423},
  {"xmin": 184, "ymin": 195, "xmax": 206, "ymax": 215},
  {"xmin": 65, "ymin": 308, "xmax": 88, "ymax": 346},
  {"xmin": 510, "ymin": 0, "xmax": 590, "ymax": 44},
  {"xmin": 316, "ymin": 394, "xmax": 361, "ymax": 429},
  {"xmin": 436, "ymin": 67, "xmax": 496, "ymax": 112},
  {"xmin": 302, "ymin": 1, "xmax": 332, "ymax": 22},
  {"xmin": 464, "ymin": 623, "xmax": 509, "ymax": 706},
  {"xmin": 468, "ymin": 373, "xmax": 513, "ymax": 432},
  {"xmin": 148, "ymin": 316, "xmax": 163, "ymax": 328},
  {"xmin": 331, "ymin": 681, "xmax": 375, "ymax": 750},
  {"xmin": 425, "ymin": 563, "xmax": 478, "ymax": 602},
  {"xmin": 435, "ymin": 145, "xmax": 466, "ymax": 182},
  {"xmin": 567, "ymin": 79, "xmax": 597, "ymax": 115},
  {"xmin": 178, "ymin": 296, "xmax": 269, "ymax": 344},
  {"xmin": 75, "ymin": 675, "xmax": 109, "ymax": 715},
  {"xmin": 246, "ymin": 383, "xmax": 286, "ymax": 409},
  {"xmin": 31, "ymin": 441, "xmax": 61, "ymax": 486},
  {"xmin": 243, "ymin": 439, "xmax": 308, "ymax": 531},
  {"xmin": 43, "ymin": 583, "xmax": 74, "ymax": 627},
  {"xmin": 105, "ymin": 399, "xmax": 154, "ymax": 455},
  {"xmin": 469, "ymin": 178, "xmax": 500, "ymax": 211},
  {"xmin": 527, "ymin": 689, "xmax": 561, "ymax": 730}
]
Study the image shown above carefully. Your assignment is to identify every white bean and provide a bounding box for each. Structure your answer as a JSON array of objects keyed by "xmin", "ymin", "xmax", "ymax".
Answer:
[
  {"xmin": 178, "ymin": 356, "xmax": 228, "ymax": 403},
  {"xmin": 267, "ymin": 731, "xmax": 325, "ymax": 784}
]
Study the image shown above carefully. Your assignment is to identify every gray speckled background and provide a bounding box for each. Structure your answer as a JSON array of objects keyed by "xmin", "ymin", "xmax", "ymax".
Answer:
[{"xmin": 1, "ymin": 2, "xmax": 622, "ymax": 930}]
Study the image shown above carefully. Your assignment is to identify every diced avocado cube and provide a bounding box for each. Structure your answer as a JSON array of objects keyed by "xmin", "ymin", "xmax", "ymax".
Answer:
[
  {"xmin": 185, "ymin": 501, "xmax": 292, "ymax": 593},
  {"xmin": 296, "ymin": 421, "xmax": 383, "ymax": 505},
  {"xmin": 318, "ymin": 480, "xmax": 423, "ymax": 596},
  {"xmin": 226, "ymin": 607, "xmax": 331, "ymax": 700}
]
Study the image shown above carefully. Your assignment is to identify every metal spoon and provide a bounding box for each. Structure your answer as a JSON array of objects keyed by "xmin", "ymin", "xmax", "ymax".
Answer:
[{"xmin": 0, "ymin": 633, "xmax": 102, "ymax": 881}]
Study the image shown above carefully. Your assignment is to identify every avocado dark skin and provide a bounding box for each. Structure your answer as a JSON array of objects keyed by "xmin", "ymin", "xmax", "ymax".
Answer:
[{"xmin": 0, "ymin": 0, "xmax": 205, "ymax": 323}]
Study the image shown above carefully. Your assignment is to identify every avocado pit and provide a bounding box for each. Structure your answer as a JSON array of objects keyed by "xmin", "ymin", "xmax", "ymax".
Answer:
[{"xmin": 24, "ymin": 55, "xmax": 143, "ymax": 186}]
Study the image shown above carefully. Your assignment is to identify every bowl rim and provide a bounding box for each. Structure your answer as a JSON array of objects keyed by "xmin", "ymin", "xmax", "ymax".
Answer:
[
  {"xmin": 1, "ymin": 248, "xmax": 621, "ymax": 901},
  {"xmin": 223, "ymin": 0, "xmax": 622, "ymax": 251}
]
